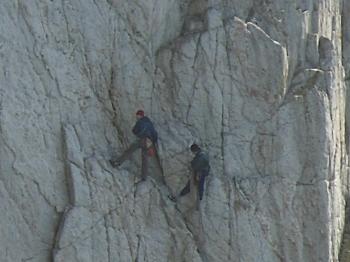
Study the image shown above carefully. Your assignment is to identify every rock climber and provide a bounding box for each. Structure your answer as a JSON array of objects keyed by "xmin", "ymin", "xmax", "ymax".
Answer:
[
  {"xmin": 110, "ymin": 110, "xmax": 158, "ymax": 181},
  {"xmin": 169, "ymin": 143, "xmax": 210, "ymax": 203}
]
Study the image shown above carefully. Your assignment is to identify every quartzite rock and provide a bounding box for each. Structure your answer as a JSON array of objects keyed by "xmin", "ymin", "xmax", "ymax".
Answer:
[{"xmin": 0, "ymin": 1, "xmax": 348, "ymax": 261}]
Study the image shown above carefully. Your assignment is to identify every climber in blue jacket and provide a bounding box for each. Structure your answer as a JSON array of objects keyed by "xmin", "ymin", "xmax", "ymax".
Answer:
[
  {"xmin": 110, "ymin": 110, "xmax": 158, "ymax": 181},
  {"xmin": 169, "ymin": 143, "xmax": 210, "ymax": 202}
]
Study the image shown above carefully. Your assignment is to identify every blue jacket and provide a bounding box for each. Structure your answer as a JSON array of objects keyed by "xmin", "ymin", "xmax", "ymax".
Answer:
[
  {"xmin": 132, "ymin": 116, "xmax": 158, "ymax": 143},
  {"xmin": 191, "ymin": 150, "xmax": 210, "ymax": 174}
]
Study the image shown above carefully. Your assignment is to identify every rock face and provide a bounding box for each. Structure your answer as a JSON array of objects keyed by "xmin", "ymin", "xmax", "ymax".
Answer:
[{"xmin": 0, "ymin": 0, "xmax": 349, "ymax": 261}]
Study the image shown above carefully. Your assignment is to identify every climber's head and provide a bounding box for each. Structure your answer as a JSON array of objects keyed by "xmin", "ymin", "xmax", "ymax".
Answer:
[
  {"xmin": 190, "ymin": 143, "xmax": 201, "ymax": 154},
  {"xmin": 136, "ymin": 109, "xmax": 145, "ymax": 119}
]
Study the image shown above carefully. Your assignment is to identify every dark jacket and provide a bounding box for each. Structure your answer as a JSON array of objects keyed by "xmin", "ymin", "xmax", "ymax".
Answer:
[
  {"xmin": 132, "ymin": 116, "xmax": 158, "ymax": 143},
  {"xmin": 191, "ymin": 150, "xmax": 210, "ymax": 174}
]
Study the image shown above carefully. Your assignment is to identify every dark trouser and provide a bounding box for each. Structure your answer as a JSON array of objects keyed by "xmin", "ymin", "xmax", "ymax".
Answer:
[
  {"xmin": 179, "ymin": 170, "xmax": 208, "ymax": 200},
  {"xmin": 198, "ymin": 173, "xmax": 206, "ymax": 200},
  {"xmin": 179, "ymin": 180, "xmax": 191, "ymax": 197},
  {"xmin": 114, "ymin": 139, "xmax": 149, "ymax": 180}
]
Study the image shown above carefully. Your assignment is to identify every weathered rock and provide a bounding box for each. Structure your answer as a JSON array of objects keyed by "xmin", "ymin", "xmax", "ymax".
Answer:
[{"xmin": 0, "ymin": 0, "xmax": 349, "ymax": 261}]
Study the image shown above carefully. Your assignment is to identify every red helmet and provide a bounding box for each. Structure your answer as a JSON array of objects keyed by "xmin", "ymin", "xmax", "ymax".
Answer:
[{"xmin": 136, "ymin": 110, "xmax": 145, "ymax": 117}]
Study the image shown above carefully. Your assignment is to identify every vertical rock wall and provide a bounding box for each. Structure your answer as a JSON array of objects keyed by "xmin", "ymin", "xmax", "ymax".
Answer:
[{"xmin": 0, "ymin": 0, "xmax": 348, "ymax": 261}]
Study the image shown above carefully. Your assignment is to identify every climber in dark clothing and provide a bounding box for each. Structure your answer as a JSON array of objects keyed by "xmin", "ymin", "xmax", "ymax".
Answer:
[
  {"xmin": 169, "ymin": 143, "xmax": 210, "ymax": 202},
  {"xmin": 110, "ymin": 110, "xmax": 158, "ymax": 181}
]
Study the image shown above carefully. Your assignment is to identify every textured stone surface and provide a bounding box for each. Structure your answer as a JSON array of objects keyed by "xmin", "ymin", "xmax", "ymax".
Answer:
[{"xmin": 0, "ymin": 0, "xmax": 349, "ymax": 261}]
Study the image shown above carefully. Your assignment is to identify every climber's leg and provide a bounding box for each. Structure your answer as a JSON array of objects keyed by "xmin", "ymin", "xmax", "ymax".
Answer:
[
  {"xmin": 179, "ymin": 180, "xmax": 191, "ymax": 197},
  {"xmin": 110, "ymin": 140, "xmax": 141, "ymax": 167},
  {"xmin": 141, "ymin": 146, "xmax": 148, "ymax": 181},
  {"xmin": 198, "ymin": 173, "xmax": 206, "ymax": 201}
]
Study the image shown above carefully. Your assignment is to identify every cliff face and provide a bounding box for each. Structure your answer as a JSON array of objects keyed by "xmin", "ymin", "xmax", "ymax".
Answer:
[{"xmin": 0, "ymin": 1, "xmax": 349, "ymax": 261}]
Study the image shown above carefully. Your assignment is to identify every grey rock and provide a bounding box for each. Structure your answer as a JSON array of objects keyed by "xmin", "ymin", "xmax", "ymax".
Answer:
[{"xmin": 0, "ymin": 0, "xmax": 349, "ymax": 262}]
